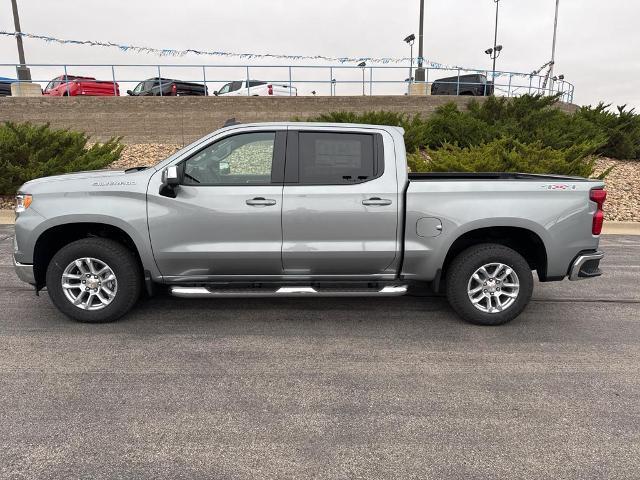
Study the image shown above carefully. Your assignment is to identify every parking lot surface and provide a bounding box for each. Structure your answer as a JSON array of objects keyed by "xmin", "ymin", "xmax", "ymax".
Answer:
[{"xmin": 1, "ymin": 225, "xmax": 639, "ymax": 479}]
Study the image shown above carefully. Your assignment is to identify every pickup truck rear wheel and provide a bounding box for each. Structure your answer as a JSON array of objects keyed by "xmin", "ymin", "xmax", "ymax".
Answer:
[
  {"xmin": 445, "ymin": 243, "xmax": 533, "ymax": 326},
  {"xmin": 46, "ymin": 238, "xmax": 141, "ymax": 323}
]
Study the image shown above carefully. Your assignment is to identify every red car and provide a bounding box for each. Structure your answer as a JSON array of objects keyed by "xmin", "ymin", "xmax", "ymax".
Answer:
[{"xmin": 43, "ymin": 75, "xmax": 120, "ymax": 96}]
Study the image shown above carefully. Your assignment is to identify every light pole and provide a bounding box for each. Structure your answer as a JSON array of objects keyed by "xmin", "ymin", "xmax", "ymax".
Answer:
[
  {"xmin": 548, "ymin": 0, "xmax": 560, "ymax": 95},
  {"xmin": 358, "ymin": 62, "xmax": 366, "ymax": 96},
  {"xmin": 490, "ymin": 0, "xmax": 500, "ymax": 83},
  {"xmin": 404, "ymin": 34, "xmax": 416, "ymax": 84},
  {"xmin": 10, "ymin": 0, "xmax": 31, "ymax": 81},
  {"xmin": 415, "ymin": 0, "xmax": 426, "ymax": 81}
]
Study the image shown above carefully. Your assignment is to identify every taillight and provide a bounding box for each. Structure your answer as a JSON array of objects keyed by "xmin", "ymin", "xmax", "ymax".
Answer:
[
  {"xmin": 267, "ymin": 84, "xmax": 273, "ymax": 95},
  {"xmin": 171, "ymin": 83, "xmax": 177, "ymax": 95},
  {"xmin": 590, "ymin": 188, "xmax": 607, "ymax": 235}
]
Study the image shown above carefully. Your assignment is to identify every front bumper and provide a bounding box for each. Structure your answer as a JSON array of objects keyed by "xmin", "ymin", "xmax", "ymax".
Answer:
[
  {"xmin": 13, "ymin": 256, "xmax": 35, "ymax": 285},
  {"xmin": 568, "ymin": 250, "xmax": 604, "ymax": 281}
]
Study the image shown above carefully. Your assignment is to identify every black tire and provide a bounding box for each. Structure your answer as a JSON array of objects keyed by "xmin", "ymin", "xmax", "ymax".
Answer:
[
  {"xmin": 46, "ymin": 238, "xmax": 141, "ymax": 323},
  {"xmin": 445, "ymin": 243, "xmax": 533, "ymax": 326}
]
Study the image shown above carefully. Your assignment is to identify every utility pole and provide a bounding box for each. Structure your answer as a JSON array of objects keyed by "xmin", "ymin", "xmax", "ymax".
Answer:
[
  {"xmin": 10, "ymin": 0, "xmax": 31, "ymax": 80},
  {"xmin": 548, "ymin": 0, "xmax": 560, "ymax": 95},
  {"xmin": 414, "ymin": 0, "xmax": 426, "ymax": 81},
  {"xmin": 491, "ymin": 0, "xmax": 500, "ymax": 82}
]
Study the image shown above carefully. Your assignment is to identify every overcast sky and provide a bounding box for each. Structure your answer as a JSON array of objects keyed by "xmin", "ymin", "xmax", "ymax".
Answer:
[{"xmin": 1, "ymin": 0, "xmax": 638, "ymax": 107}]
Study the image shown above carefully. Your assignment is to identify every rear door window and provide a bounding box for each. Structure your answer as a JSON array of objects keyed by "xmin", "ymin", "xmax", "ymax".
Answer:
[{"xmin": 295, "ymin": 132, "xmax": 381, "ymax": 185}]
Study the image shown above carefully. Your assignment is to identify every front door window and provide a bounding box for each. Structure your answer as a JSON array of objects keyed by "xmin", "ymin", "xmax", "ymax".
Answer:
[
  {"xmin": 182, "ymin": 132, "xmax": 275, "ymax": 185},
  {"xmin": 217, "ymin": 83, "xmax": 232, "ymax": 95}
]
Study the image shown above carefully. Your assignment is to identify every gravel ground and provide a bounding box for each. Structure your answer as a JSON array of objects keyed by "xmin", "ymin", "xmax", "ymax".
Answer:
[
  {"xmin": 593, "ymin": 158, "xmax": 640, "ymax": 222},
  {"xmin": 1, "ymin": 147, "xmax": 638, "ymax": 222},
  {"xmin": 108, "ymin": 143, "xmax": 182, "ymax": 170}
]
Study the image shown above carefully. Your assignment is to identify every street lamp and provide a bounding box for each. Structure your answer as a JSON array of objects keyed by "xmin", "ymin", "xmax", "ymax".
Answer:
[
  {"xmin": 485, "ymin": 44, "xmax": 503, "ymax": 91},
  {"xmin": 551, "ymin": 74, "xmax": 564, "ymax": 95},
  {"xmin": 404, "ymin": 34, "xmax": 416, "ymax": 84},
  {"xmin": 488, "ymin": 0, "xmax": 501, "ymax": 85},
  {"xmin": 358, "ymin": 61, "xmax": 366, "ymax": 96}
]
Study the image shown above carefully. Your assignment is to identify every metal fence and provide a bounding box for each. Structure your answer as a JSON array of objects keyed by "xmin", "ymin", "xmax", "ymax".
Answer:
[{"xmin": 0, "ymin": 63, "xmax": 575, "ymax": 102}]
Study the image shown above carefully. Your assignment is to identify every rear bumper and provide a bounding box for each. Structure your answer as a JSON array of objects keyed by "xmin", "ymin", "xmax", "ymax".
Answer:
[
  {"xmin": 13, "ymin": 256, "xmax": 35, "ymax": 285},
  {"xmin": 568, "ymin": 250, "xmax": 604, "ymax": 281}
]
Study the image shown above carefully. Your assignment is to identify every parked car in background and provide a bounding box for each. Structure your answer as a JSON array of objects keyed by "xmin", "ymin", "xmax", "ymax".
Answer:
[
  {"xmin": 43, "ymin": 75, "xmax": 119, "ymax": 96},
  {"xmin": 214, "ymin": 80, "xmax": 297, "ymax": 96},
  {"xmin": 431, "ymin": 73, "xmax": 494, "ymax": 96},
  {"xmin": 127, "ymin": 77, "xmax": 207, "ymax": 96},
  {"xmin": 0, "ymin": 77, "xmax": 17, "ymax": 96}
]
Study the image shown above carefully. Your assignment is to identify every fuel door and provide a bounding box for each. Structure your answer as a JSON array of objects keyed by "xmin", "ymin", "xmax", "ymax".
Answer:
[{"xmin": 416, "ymin": 217, "xmax": 443, "ymax": 237}]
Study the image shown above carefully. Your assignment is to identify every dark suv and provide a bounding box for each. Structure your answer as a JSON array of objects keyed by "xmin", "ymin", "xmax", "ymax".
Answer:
[{"xmin": 431, "ymin": 74, "xmax": 494, "ymax": 96}]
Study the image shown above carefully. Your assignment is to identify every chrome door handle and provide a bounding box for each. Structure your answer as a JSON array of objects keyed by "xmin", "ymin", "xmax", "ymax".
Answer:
[
  {"xmin": 362, "ymin": 197, "xmax": 392, "ymax": 206},
  {"xmin": 246, "ymin": 197, "xmax": 277, "ymax": 206}
]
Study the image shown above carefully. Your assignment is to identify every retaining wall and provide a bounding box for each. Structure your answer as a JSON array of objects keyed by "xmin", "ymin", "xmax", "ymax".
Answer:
[{"xmin": 0, "ymin": 96, "xmax": 578, "ymax": 144}]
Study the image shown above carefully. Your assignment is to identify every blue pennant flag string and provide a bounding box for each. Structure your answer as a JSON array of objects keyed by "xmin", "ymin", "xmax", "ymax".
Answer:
[{"xmin": 0, "ymin": 30, "xmax": 530, "ymax": 77}]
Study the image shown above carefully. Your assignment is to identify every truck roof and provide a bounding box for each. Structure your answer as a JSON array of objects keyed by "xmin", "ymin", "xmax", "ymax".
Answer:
[{"xmin": 217, "ymin": 122, "xmax": 405, "ymax": 136}]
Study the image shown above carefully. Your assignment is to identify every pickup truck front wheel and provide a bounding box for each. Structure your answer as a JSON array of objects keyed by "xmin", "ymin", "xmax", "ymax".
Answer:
[
  {"xmin": 46, "ymin": 238, "xmax": 141, "ymax": 323},
  {"xmin": 446, "ymin": 244, "xmax": 533, "ymax": 326}
]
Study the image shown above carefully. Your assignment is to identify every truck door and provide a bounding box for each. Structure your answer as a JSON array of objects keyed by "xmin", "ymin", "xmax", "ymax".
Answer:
[
  {"xmin": 281, "ymin": 129, "xmax": 399, "ymax": 277},
  {"xmin": 147, "ymin": 129, "xmax": 286, "ymax": 281}
]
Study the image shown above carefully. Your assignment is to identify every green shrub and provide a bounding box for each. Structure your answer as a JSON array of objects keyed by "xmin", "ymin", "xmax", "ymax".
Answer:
[
  {"xmin": 574, "ymin": 104, "xmax": 640, "ymax": 159},
  {"xmin": 305, "ymin": 95, "xmax": 640, "ymax": 161},
  {"xmin": 0, "ymin": 122, "xmax": 123, "ymax": 195},
  {"xmin": 415, "ymin": 102, "xmax": 498, "ymax": 149},
  {"xmin": 462, "ymin": 95, "xmax": 608, "ymax": 151},
  {"xmin": 408, "ymin": 137, "xmax": 600, "ymax": 177}
]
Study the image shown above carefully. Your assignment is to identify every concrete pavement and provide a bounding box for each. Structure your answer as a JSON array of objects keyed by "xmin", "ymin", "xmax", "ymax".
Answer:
[{"xmin": 1, "ymin": 226, "xmax": 639, "ymax": 479}]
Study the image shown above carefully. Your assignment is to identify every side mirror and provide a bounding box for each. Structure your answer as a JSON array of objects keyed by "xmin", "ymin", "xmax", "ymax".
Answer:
[
  {"xmin": 126, "ymin": 90, "xmax": 133, "ymax": 96},
  {"xmin": 160, "ymin": 165, "xmax": 182, "ymax": 198},
  {"xmin": 162, "ymin": 166, "xmax": 180, "ymax": 186},
  {"xmin": 213, "ymin": 91, "xmax": 219, "ymax": 96}
]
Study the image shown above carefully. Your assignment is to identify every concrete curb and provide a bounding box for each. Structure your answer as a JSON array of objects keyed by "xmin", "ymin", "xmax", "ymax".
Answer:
[
  {"xmin": 1, "ymin": 209, "xmax": 638, "ymax": 234},
  {"xmin": 602, "ymin": 222, "xmax": 640, "ymax": 235},
  {"xmin": 0, "ymin": 211, "xmax": 14, "ymax": 225}
]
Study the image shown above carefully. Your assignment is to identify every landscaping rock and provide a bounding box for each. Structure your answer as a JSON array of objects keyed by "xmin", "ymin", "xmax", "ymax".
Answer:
[{"xmin": 593, "ymin": 158, "xmax": 640, "ymax": 222}]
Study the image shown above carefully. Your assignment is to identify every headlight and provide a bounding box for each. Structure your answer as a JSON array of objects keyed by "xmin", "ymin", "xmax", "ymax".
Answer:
[{"xmin": 15, "ymin": 194, "xmax": 33, "ymax": 213}]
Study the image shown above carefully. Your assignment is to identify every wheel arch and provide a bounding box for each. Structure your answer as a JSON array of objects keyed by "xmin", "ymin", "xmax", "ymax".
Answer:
[
  {"xmin": 435, "ymin": 225, "xmax": 549, "ymax": 292},
  {"xmin": 32, "ymin": 221, "xmax": 146, "ymax": 289}
]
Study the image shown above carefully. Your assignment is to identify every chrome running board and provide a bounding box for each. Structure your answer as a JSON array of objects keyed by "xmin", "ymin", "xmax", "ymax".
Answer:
[{"xmin": 169, "ymin": 285, "xmax": 408, "ymax": 298}]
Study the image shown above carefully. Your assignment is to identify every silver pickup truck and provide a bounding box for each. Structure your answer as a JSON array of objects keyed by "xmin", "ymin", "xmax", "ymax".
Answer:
[{"xmin": 13, "ymin": 122, "xmax": 606, "ymax": 325}]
